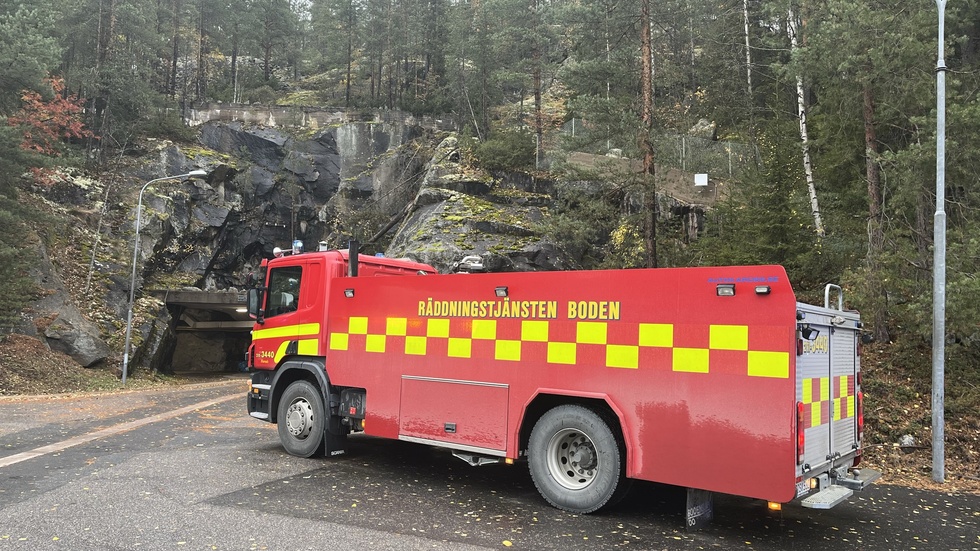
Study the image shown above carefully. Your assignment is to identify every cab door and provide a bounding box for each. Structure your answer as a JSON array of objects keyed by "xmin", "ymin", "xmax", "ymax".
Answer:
[{"xmin": 251, "ymin": 259, "xmax": 322, "ymax": 368}]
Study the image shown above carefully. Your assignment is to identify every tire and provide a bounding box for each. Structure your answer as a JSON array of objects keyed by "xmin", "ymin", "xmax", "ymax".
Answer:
[
  {"xmin": 528, "ymin": 404, "xmax": 628, "ymax": 514},
  {"xmin": 277, "ymin": 380, "xmax": 325, "ymax": 458}
]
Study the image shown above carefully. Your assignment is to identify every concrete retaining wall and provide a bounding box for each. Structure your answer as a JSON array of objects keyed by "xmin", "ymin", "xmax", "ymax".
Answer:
[{"xmin": 183, "ymin": 103, "xmax": 457, "ymax": 132}]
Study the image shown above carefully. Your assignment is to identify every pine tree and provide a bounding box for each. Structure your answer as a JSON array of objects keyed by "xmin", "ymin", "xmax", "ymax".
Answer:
[{"xmin": 0, "ymin": 4, "xmax": 61, "ymax": 114}]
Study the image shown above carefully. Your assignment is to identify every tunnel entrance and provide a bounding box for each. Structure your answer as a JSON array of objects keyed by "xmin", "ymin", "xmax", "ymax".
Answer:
[{"xmin": 156, "ymin": 290, "xmax": 254, "ymax": 374}]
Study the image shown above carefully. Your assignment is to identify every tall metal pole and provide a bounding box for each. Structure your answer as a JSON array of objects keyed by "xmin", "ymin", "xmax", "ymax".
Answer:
[
  {"xmin": 121, "ymin": 171, "xmax": 207, "ymax": 385},
  {"xmin": 932, "ymin": 0, "xmax": 947, "ymax": 483}
]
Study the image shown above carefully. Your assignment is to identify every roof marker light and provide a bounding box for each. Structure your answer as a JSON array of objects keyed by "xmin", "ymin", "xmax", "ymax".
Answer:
[
  {"xmin": 495, "ymin": 286, "xmax": 509, "ymax": 298},
  {"xmin": 344, "ymin": 289, "xmax": 355, "ymax": 298},
  {"xmin": 755, "ymin": 285, "xmax": 771, "ymax": 295},
  {"xmin": 716, "ymin": 284, "xmax": 735, "ymax": 296}
]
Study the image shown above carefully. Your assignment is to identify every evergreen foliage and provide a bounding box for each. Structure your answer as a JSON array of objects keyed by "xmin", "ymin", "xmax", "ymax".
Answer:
[
  {"xmin": 0, "ymin": 123, "xmax": 39, "ymax": 331},
  {"xmin": 0, "ymin": 3, "xmax": 61, "ymax": 114}
]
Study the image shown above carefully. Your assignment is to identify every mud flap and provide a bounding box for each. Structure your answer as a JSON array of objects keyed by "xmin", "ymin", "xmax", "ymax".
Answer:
[
  {"xmin": 323, "ymin": 415, "xmax": 348, "ymax": 457},
  {"xmin": 686, "ymin": 488, "xmax": 713, "ymax": 530}
]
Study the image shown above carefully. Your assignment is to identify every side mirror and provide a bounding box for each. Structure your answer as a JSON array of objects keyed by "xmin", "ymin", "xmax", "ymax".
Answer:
[{"xmin": 247, "ymin": 288, "xmax": 266, "ymax": 324}]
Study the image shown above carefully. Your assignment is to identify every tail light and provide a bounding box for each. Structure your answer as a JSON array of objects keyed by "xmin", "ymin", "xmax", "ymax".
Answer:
[
  {"xmin": 857, "ymin": 390, "xmax": 865, "ymax": 440},
  {"xmin": 797, "ymin": 401, "xmax": 805, "ymax": 464}
]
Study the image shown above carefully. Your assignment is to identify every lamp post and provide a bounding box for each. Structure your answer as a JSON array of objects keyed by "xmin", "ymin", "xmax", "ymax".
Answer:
[
  {"xmin": 932, "ymin": 0, "xmax": 947, "ymax": 483},
  {"xmin": 122, "ymin": 170, "xmax": 208, "ymax": 384}
]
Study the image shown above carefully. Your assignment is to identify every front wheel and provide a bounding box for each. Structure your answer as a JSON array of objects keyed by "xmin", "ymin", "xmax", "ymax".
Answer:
[
  {"xmin": 528, "ymin": 404, "xmax": 628, "ymax": 514},
  {"xmin": 277, "ymin": 380, "xmax": 325, "ymax": 458}
]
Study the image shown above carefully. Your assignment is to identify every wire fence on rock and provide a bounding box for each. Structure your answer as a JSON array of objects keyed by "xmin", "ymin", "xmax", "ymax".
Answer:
[{"xmin": 561, "ymin": 119, "xmax": 759, "ymax": 181}]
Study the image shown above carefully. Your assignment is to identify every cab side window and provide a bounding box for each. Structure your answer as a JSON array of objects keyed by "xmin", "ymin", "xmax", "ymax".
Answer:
[{"xmin": 267, "ymin": 266, "xmax": 302, "ymax": 317}]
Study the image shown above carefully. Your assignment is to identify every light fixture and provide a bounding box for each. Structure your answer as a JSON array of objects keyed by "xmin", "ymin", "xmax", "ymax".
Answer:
[
  {"xmin": 800, "ymin": 325, "xmax": 820, "ymax": 340},
  {"xmin": 716, "ymin": 284, "xmax": 735, "ymax": 296},
  {"xmin": 755, "ymin": 285, "xmax": 771, "ymax": 295},
  {"xmin": 344, "ymin": 289, "xmax": 355, "ymax": 298},
  {"xmin": 235, "ymin": 307, "xmax": 248, "ymax": 313},
  {"xmin": 767, "ymin": 501, "xmax": 782, "ymax": 512},
  {"xmin": 122, "ymin": 170, "xmax": 209, "ymax": 385},
  {"xmin": 494, "ymin": 286, "xmax": 508, "ymax": 298}
]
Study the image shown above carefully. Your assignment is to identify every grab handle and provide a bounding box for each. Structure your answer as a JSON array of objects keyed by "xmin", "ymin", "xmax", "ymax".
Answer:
[{"xmin": 824, "ymin": 284, "xmax": 843, "ymax": 311}]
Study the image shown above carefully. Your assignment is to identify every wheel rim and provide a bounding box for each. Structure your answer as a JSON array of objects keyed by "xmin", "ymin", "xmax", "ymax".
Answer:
[
  {"xmin": 285, "ymin": 398, "xmax": 315, "ymax": 439},
  {"xmin": 546, "ymin": 428, "xmax": 599, "ymax": 490}
]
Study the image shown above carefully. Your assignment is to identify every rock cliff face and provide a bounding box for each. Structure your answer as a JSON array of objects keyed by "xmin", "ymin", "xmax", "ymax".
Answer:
[
  {"xmin": 190, "ymin": 120, "xmax": 427, "ymax": 282},
  {"xmin": 18, "ymin": 118, "xmax": 706, "ymax": 374},
  {"xmin": 387, "ymin": 136, "xmax": 571, "ymax": 273}
]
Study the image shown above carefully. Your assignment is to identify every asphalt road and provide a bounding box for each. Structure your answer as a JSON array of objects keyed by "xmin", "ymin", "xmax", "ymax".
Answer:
[{"xmin": 0, "ymin": 378, "xmax": 977, "ymax": 550}]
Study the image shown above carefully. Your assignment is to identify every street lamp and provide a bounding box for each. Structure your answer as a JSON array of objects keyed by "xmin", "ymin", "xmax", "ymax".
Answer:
[
  {"xmin": 932, "ymin": 0, "xmax": 947, "ymax": 483},
  {"xmin": 122, "ymin": 170, "xmax": 208, "ymax": 384}
]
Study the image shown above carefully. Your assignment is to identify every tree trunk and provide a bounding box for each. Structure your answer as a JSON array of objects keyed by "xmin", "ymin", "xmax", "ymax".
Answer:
[
  {"xmin": 640, "ymin": 0, "xmax": 657, "ymax": 268},
  {"xmin": 170, "ymin": 0, "xmax": 180, "ymax": 98},
  {"xmin": 231, "ymin": 30, "xmax": 239, "ymax": 103},
  {"xmin": 742, "ymin": 0, "xmax": 753, "ymax": 98},
  {"xmin": 263, "ymin": 37, "xmax": 272, "ymax": 82},
  {"xmin": 864, "ymin": 84, "xmax": 889, "ymax": 343},
  {"xmin": 787, "ymin": 5, "xmax": 825, "ymax": 237},
  {"xmin": 97, "ymin": 0, "xmax": 115, "ymax": 68},
  {"xmin": 345, "ymin": 2, "xmax": 353, "ymax": 108},
  {"xmin": 531, "ymin": 0, "xmax": 543, "ymax": 169},
  {"xmin": 196, "ymin": 0, "xmax": 206, "ymax": 102}
]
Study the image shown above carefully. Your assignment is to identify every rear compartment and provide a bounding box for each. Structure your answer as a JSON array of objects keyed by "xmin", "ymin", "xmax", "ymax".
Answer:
[{"xmin": 794, "ymin": 285, "xmax": 880, "ymax": 508}]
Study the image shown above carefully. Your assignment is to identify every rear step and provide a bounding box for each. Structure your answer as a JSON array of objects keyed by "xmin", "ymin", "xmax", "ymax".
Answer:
[
  {"xmin": 800, "ymin": 467, "xmax": 881, "ymax": 509},
  {"xmin": 801, "ymin": 485, "xmax": 853, "ymax": 509}
]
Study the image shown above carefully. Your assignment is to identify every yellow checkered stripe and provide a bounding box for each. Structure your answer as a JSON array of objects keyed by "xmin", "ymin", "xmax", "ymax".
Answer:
[
  {"xmin": 833, "ymin": 375, "xmax": 856, "ymax": 422},
  {"xmin": 252, "ymin": 323, "xmax": 321, "ymax": 364},
  {"xmin": 802, "ymin": 376, "xmax": 855, "ymax": 428},
  {"xmin": 328, "ymin": 318, "xmax": 789, "ymax": 378},
  {"xmin": 802, "ymin": 376, "xmax": 830, "ymax": 428}
]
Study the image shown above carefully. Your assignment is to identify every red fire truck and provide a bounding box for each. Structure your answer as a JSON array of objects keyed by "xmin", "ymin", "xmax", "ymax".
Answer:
[{"xmin": 245, "ymin": 247, "xmax": 879, "ymax": 520}]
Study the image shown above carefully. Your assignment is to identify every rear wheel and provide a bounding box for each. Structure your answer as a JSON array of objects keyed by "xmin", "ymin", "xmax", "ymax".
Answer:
[
  {"xmin": 528, "ymin": 404, "xmax": 628, "ymax": 513},
  {"xmin": 277, "ymin": 380, "xmax": 325, "ymax": 458}
]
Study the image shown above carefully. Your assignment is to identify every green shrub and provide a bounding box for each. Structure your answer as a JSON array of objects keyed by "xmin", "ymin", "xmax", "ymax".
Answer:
[
  {"xmin": 244, "ymin": 85, "xmax": 278, "ymax": 105},
  {"xmin": 141, "ymin": 112, "xmax": 197, "ymax": 142},
  {"xmin": 472, "ymin": 130, "xmax": 535, "ymax": 171}
]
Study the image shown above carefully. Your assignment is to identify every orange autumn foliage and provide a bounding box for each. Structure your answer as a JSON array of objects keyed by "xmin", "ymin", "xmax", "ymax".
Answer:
[{"xmin": 7, "ymin": 77, "xmax": 95, "ymax": 156}]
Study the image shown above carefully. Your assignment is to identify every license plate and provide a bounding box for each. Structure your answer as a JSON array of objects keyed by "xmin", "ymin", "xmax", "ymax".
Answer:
[{"xmin": 796, "ymin": 480, "xmax": 810, "ymax": 498}]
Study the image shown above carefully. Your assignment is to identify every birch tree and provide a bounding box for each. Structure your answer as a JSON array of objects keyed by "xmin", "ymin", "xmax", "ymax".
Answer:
[{"xmin": 787, "ymin": 4, "xmax": 825, "ymax": 237}]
